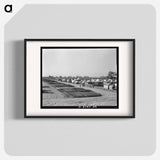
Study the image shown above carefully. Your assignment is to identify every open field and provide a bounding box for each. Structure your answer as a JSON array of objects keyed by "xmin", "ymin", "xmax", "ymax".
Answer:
[
  {"xmin": 42, "ymin": 77, "xmax": 117, "ymax": 107},
  {"xmin": 57, "ymin": 87, "xmax": 101, "ymax": 98}
]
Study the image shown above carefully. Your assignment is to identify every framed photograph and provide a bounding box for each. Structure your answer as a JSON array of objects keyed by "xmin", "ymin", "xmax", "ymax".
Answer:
[{"xmin": 25, "ymin": 39, "xmax": 135, "ymax": 118}]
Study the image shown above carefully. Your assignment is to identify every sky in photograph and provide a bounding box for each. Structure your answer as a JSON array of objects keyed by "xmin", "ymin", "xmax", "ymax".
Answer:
[{"xmin": 42, "ymin": 48, "xmax": 117, "ymax": 77}]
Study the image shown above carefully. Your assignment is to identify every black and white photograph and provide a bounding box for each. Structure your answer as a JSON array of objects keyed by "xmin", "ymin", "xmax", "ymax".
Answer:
[
  {"xmin": 25, "ymin": 39, "xmax": 135, "ymax": 117},
  {"xmin": 41, "ymin": 47, "xmax": 118, "ymax": 108}
]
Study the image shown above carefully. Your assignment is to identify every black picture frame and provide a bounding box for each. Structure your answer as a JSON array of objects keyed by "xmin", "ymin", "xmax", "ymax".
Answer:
[{"xmin": 24, "ymin": 39, "xmax": 135, "ymax": 118}]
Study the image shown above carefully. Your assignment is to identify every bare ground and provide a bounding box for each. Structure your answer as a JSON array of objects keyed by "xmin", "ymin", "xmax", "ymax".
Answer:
[{"xmin": 42, "ymin": 81, "xmax": 117, "ymax": 107}]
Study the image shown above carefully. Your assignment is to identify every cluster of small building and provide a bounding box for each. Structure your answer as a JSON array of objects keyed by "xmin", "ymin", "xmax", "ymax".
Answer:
[{"xmin": 50, "ymin": 76, "xmax": 117, "ymax": 90}]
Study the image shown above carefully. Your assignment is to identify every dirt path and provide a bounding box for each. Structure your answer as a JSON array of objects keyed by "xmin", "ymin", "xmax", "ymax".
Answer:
[{"xmin": 42, "ymin": 81, "xmax": 117, "ymax": 107}]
